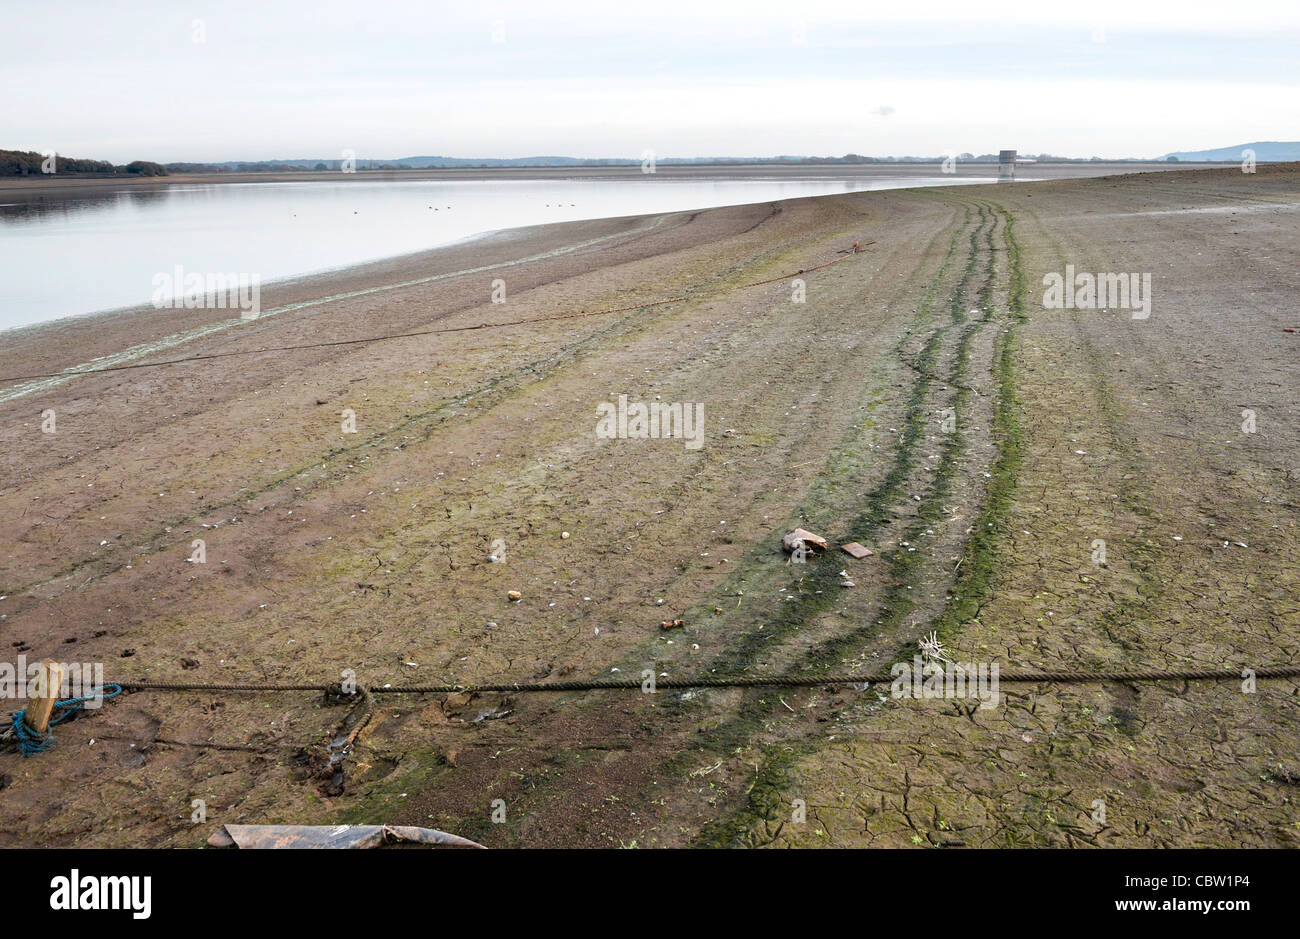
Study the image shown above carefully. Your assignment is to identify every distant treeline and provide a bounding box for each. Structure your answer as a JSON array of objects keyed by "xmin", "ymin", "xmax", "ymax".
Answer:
[
  {"xmin": 0, "ymin": 149, "xmax": 168, "ymax": 177},
  {"xmin": 166, "ymin": 161, "xmax": 346, "ymax": 173}
]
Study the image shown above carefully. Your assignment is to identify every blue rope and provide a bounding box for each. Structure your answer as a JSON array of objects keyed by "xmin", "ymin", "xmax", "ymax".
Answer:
[{"xmin": 9, "ymin": 684, "xmax": 122, "ymax": 757}]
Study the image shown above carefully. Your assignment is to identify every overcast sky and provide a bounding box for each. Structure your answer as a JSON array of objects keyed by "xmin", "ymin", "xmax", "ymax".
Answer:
[{"xmin": 5, "ymin": 0, "xmax": 1299, "ymax": 162}]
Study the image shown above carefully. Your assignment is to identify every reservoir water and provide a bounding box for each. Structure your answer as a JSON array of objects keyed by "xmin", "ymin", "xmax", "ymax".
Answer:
[{"xmin": 0, "ymin": 175, "xmax": 996, "ymax": 332}]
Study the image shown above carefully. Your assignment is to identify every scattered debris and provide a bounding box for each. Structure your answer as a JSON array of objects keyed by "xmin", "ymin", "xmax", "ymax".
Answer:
[
  {"xmin": 207, "ymin": 824, "xmax": 485, "ymax": 849},
  {"xmin": 781, "ymin": 528, "xmax": 828, "ymax": 554},
  {"xmin": 841, "ymin": 542, "xmax": 874, "ymax": 559},
  {"xmin": 441, "ymin": 691, "xmax": 475, "ymax": 716},
  {"xmin": 441, "ymin": 691, "xmax": 514, "ymax": 723},
  {"xmin": 919, "ymin": 631, "xmax": 952, "ymax": 664},
  {"xmin": 660, "ymin": 618, "xmax": 685, "ymax": 630}
]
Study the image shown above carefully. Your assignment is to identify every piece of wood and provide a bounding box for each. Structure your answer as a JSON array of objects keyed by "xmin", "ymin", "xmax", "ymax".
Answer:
[
  {"xmin": 841, "ymin": 542, "xmax": 874, "ymax": 559},
  {"xmin": 24, "ymin": 661, "xmax": 67, "ymax": 734}
]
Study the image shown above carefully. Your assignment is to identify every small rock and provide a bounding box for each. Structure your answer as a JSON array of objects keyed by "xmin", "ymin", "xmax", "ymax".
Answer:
[{"xmin": 507, "ymin": 590, "xmax": 522, "ymax": 602}]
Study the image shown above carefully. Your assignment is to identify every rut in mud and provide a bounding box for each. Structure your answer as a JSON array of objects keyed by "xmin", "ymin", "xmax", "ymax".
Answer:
[{"xmin": 370, "ymin": 191, "xmax": 1026, "ymax": 848}]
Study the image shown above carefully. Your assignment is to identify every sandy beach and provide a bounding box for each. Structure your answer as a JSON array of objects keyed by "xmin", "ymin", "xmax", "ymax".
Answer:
[{"xmin": 2, "ymin": 164, "xmax": 1297, "ymax": 848}]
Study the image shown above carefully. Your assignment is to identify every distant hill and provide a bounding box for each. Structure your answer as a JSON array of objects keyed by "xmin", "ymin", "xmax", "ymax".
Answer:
[
  {"xmin": 165, "ymin": 154, "xmax": 884, "ymax": 171},
  {"xmin": 160, "ymin": 152, "xmax": 1155, "ymax": 173},
  {"xmin": 397, "ymin": 156, "xmax": 636, "ymax": 167},
  {"xmin": 1160, "ymin": 141, "xmax": 1300, "ymax": 162}
]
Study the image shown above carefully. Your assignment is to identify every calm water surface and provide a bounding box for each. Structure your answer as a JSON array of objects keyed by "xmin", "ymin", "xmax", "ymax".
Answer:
[{"xmin": 0, "ymin": 176, "xmax": 996, "ymax": 331}]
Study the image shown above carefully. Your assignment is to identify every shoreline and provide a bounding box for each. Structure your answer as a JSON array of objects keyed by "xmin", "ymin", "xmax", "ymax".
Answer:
[
  {"xmin": 0, "ymin": 223, "xmax": 506, "ymax": 344},
  {"xmin": 0, "ymin": 209, "xmax": 682, "ymax": 393},
  {"xmin": 2, "ymin": 170, "xmax": 1000, "ymax": 338},
  {"xmin": 0, "ymin": 159, "xmax": 1241, "ymax": 202}
]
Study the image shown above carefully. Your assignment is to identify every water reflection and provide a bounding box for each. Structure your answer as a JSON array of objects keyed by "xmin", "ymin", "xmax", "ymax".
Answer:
[{"xmin": 0, "ymin": 187, "xmax": 169, "ymax": 222}]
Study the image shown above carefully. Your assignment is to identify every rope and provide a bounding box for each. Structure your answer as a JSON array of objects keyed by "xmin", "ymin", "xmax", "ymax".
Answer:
[
  {"xmin": 117, "ymin": 681, "xmax": 331, "ymax": 692},
  {"xmin": 9, "ymin": 666, "xmax": 1290, "ymax": 760},
  {"xmin": 113, "ymin": 665, "xmax": 1299, "ymax": 696},
  {"xmin": 0, "ymin": 244, "xmax": 872, "ymax": 385},
  {"xmin": 338, "ymin": 686, "xmax": 374, "ymax": 750},
  {"xmin": 8, "ymin": 684, "xmax": 122, "ymax": 757}
]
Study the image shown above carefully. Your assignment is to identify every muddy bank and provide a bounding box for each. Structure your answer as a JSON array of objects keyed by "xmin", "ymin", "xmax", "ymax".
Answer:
[{"xmin": 1, "ymin": 165, "xmax": 1296, "ymax": 847}]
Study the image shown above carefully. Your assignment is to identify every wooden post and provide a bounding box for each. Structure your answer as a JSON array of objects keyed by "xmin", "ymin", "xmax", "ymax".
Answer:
[{"xmin": 24, "ymin": 661, "xmax": 67, "ymax": 734}]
